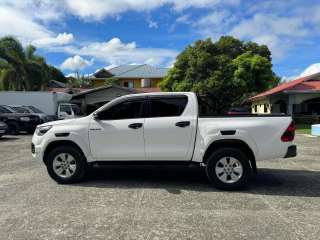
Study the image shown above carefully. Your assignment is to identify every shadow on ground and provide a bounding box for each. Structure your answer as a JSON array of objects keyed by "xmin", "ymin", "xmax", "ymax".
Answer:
[
  {"xmin": 0, "ymin": 136, "xmax": 20, "ymax": 141},
  {"xmin": 75, "ymin": 166, "xmax": 320, "ymax": 197}
]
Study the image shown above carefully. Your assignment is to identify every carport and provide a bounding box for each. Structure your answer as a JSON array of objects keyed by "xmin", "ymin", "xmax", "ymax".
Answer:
[{"xmin": 71, "ymin": 85, "xmax": 137, "ymax": 115}]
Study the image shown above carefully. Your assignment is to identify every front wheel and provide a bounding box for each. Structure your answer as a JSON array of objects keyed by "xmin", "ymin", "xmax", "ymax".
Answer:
[
  {"xmin": 7, "ymin": 121, "xmax": 19, "ymax": 135},
  {"xmin": 206, "ymin": 148, "xmax": 251, "ymax": 190},
  {"xmin": 46, "ymin": 146, "xmax": 87, "ymax": 184}
]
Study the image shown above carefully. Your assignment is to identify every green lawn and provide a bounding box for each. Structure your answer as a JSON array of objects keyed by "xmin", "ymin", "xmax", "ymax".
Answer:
[{"xmin": 296, "ymin": 124, "xmax": 311, "ymax": 134}]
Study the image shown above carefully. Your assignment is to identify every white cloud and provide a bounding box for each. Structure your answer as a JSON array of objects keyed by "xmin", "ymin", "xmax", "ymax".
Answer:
[
  {"xmin": 61, "ymin": 55, "xmax": 93, "ymax": 71},
  {"xmin": 64, "ymin": 0, "xmax": 240, "ymax": 21},
  {"xmin": 281, "ymin": 63, "xmax": 320, "ymax": 82},
  {"xmin": 64, "ymin": 38, "xmax": 178, "ymax": 67},
  {"xmin": 148, "ymin": 19, "xmax": 158, "ymax": 29},
  {"xmin": 32, "ymin": 33, "xmax": 74, "ymax": 47},
  {"xmin": 0, "ymin": 6, "xmax": 51, "ymax": 43},
  {"xmin": 0, "ymin": 3, "xmax": 72, "ymax": 49},
  {"xmin": 300, "ymin": 63, "xmax": 320, "ymax": 77}
]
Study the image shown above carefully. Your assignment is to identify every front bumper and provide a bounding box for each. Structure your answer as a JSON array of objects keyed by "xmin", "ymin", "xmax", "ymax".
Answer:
[
  {"xmin": 284, "ymin": 145, "xmax": 297, "ymax": 158},
  {"xmin": 31, "ymin": 133, "xmax": 44, "ymax": 162}
]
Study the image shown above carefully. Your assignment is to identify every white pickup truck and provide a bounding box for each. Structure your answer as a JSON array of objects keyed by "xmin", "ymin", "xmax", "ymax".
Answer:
[{"xmin": 32, "ymin": 92, "xmax": 296, "ymax": 190}]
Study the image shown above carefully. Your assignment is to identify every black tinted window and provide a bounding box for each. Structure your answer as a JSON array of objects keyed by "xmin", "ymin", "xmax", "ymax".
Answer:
[
  {"xmin": 99, "ymin": 100, "xmax": 143, "ymax": 120},
  {"xmin": 149, "ymin": 97, "xmax": 188, "ymax": 117},
  {"xmin": 0, "ymin": 106, "xmax": 11, "ymax": 113}
]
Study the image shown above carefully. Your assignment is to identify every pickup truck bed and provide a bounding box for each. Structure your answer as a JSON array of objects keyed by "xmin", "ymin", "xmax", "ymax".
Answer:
[{"xmin": 32, "ymin": 92, "xmax": 296, "ymax": 190}]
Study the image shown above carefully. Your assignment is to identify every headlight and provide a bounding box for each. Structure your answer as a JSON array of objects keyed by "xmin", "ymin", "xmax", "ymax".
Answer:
[
  {"xmin": 35, "ymin": 125, "xmax": 52, "ymax": 136},
  {"xmin": 20, "ymin": 117, "xmax": 30, "ymax": 122}
]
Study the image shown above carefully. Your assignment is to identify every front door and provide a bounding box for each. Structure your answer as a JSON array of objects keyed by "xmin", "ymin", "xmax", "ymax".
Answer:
[{"xmin": 89, "ymin": 99, "xmax": 146, "ymax": 160}]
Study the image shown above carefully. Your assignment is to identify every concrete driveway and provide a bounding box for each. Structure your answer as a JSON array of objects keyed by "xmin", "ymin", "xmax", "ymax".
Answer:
[{"xmin": 0, "ymin": 134, "xmax": 319, "ymax": 240}]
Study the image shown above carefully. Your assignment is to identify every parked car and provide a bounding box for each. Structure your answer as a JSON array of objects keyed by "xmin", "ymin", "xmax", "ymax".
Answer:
[
  {"xmin": 0, "ymin": 105, "xmax": 41, "ymax": 134},
  {"xmin": 8, "ymin": 105, "xmax": 57, "ymax": 123},
  {"xmin": 0, "ymin": 119, "xmax": 8, "ymax": 137},
  {"xmin": 0, "ymin": 91, "xmax": 80, "ymax": 120},
  {"xmin": 32, "ymin": 92, "xmax": 296, "ymax": 190}
]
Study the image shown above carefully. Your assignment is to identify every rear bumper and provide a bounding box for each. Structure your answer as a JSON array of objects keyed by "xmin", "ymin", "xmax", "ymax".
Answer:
[{"xmin": 284, "ymin": 145, "xmax": 297, "ymax": 158}]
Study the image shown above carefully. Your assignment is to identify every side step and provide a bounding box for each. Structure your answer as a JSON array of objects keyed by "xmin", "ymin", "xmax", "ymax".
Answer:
[{"xmin": 90, "ymin": 161, "xmax": 202, "ymax": 168}]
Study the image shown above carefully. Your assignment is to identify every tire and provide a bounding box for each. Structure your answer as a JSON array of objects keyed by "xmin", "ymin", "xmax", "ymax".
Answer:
[
  {"xmin": 205, "ymin": 148, "xmax": 251, "ymax": 190},
  {"xmin": 7, "ymin": 121, "xmax": 19, "ymax": 135},
  {"xmin": 46, "ymin": 145, "xmax": 87, "ymax": 184}
]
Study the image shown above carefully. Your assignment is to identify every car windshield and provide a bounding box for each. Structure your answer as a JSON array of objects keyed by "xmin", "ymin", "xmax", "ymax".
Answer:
[
  {"xmin": 28, "ymin": 106, "xmax": 44, "ymax": 113},
  {"xmin": 0, "ymin": 106, "xmax": 13, "ymax": 113},
  {"xmin": 11, "ymin": 106, "xmax": 30, "ymax": 113}
]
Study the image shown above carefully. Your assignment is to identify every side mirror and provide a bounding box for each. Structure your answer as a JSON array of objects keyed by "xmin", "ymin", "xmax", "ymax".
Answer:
[{"xmin": 93, "ymin": 112, "xmax": 100, "ymax": 120}]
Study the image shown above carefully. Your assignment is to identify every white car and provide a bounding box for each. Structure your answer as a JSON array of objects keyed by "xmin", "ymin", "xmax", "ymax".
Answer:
[{"xmin": 31, "ymin": 92, "xmax": 296, "ymax": 190}]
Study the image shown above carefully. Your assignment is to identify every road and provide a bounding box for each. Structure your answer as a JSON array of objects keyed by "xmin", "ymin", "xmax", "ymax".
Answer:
[{"xmin": 0, "ymin": 134, "xmax": 319, "ymax": 240}]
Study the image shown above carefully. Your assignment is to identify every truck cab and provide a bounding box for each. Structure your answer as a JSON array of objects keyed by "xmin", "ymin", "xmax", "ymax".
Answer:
[{"xmin": 57, "ymin": 103, "xmax": 82, "ymax": 120}]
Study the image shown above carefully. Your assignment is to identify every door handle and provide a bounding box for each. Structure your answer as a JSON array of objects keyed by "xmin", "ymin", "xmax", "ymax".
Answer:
[
  {"xmin": 175, "ymin": 121, "xmax": 190, "ymax": 128},
  {"xmin": 128, "ymin": 123, "xmax": 143, "ymax": 129}
]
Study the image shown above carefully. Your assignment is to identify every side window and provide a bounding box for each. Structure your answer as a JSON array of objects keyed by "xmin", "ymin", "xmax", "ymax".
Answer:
[
  {"xmin": 98, "ymin": 100, "xmax": 144, "ymax": 120},
  {"xmin": 60, "ymin": 105, "xmax": 72, "ymax": 115},
  {"xmin": 149, "ymin": 97, "xmax": 188, "ymax": 117}
]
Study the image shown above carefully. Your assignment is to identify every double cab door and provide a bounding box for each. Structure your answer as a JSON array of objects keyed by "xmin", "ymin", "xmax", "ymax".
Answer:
[{"xmin": 88, "ymin": 95, "xmax": 196, "ymax": 161}]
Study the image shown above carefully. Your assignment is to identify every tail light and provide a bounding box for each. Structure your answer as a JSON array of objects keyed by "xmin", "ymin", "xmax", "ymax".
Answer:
[{"xmin": 281, "ymin": 121, "xmax": 295, "ymax": 142}]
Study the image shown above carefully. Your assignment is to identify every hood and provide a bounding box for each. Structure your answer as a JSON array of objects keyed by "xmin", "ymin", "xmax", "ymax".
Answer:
[
  {"xmin": 41, "ymin": 118, "xmax": 75, "ymax": 127},
  {"xmin": 39, "ymin": 116, "xmax": 89, "ymax": 127}
]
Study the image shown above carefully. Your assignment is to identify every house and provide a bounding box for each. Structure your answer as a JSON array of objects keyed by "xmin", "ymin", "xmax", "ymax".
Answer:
[
  {"xmin": 91, "ymin": 64, "xmax": 169, "ymax": 91},
  {"xmin": 249, "ymin": 72, "xmax": 320, "ymax": 122},
  {"xmin": 71, "ymin": 85, "xmax": 138, "ymax": 115}
]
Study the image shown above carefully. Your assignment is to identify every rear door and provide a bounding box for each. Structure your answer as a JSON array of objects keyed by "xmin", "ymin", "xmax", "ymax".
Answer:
[{"xmin": 144, "ymin": 95, "xmax": 197, "ymax": 161}]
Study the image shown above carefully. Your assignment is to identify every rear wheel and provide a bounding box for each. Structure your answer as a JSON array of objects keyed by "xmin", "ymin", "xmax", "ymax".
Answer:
[
  {"xmin": 206, "ymin": 148, "xmax": 251, "ymax": 190},
  {"xmin": 46, "ymin": 146, "xmax": 87, "ymax": 184}
]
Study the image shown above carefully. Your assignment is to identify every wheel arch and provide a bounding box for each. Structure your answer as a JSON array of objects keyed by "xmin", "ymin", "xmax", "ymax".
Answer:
[
  {"xmin": 43, "ymin": 140, "xmax": 87, "ymax": 165},
  {"xmin": 202, "ymin": 139, "xmax": 257, "ymax": 173}
]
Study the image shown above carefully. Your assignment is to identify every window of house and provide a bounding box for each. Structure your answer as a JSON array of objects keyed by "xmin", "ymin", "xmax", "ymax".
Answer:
[
  {"xmin": 254, "ymin": 105, "xmax": 258, "ymax": 113},
  {"xmin": 264, "ymin": 104, "xmax": 268, "ymax": 113},
  {"xmin": 149, "ymin": 96, "xmax": 188, "ymax": 117},
  {"xmin": 98, "ymin": 100, "xmax": 144, "ymax": 120},
  {"xmin": 123, "ymin": 81, "xmax": 134, "ymax": 88}
]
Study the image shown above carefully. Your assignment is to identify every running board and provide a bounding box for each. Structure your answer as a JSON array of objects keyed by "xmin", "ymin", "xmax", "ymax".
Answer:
[{"xmin": 89, "ymin": 161, "xmax": 201, "ymax": 168}]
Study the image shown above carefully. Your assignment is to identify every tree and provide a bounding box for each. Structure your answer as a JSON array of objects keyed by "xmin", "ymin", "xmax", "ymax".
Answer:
[
  {"xmin": 0, "ymin": 36, "xmax": 27, "ymax": 90},
  {"xmin": 0, "ymin": 36, "xmax": 66, "ymax": 91},
  {"xmin": 160, "ymin": 36, "xmax": 279, "ymax": 114}
]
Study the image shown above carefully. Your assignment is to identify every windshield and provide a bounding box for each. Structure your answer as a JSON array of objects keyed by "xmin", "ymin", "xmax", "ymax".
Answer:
[
  {"xmin": 0, "ymin": 106, "xmax": 13, "ymax": 113},
  {"xmin": 27, "ymin": 106, "xmax": 44, "ymax": 113}
]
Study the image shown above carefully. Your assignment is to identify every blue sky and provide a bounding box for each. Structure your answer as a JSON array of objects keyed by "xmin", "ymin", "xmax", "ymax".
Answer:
[{"xmin": 1, "ymin": 0, "xmax": 320, "ymax": 80}]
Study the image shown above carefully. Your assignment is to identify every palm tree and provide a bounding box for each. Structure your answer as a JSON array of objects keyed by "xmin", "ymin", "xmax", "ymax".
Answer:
[
  {"xmin": 0, "ymin": 36, "xmax": 27, "ymax": 90},
  {"xmin": 0, "ymin": 36, "xmax": 67, "ymax": 91}
]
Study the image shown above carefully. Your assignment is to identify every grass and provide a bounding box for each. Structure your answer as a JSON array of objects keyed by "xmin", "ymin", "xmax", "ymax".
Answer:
[{"xmin": 296, "ymin": 124, "xmax": 311, "ymax": 135}]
